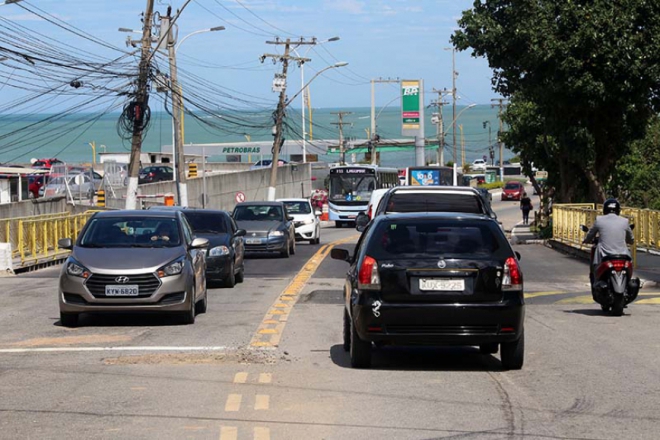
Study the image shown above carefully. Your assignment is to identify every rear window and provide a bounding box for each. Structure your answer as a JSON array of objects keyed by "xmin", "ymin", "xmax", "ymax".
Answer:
[
  {"xmin": 368, "ymin": 219, "xmax": 509, "ymax": 259},
  {"xmin": 384, "ymin": 192, "xmax": 484, "ymax": 214}
]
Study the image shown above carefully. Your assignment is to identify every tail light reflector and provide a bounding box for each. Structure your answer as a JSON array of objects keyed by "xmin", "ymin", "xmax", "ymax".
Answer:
[
  {"xmin": 358, "ymin": 255, "xmax": 380, "ymax": 290},
  {"xmin": 502, "ymin": 257, "xmax": 522, "ymax": 291},
  {"xmin": 367, "ymin": 204, "xmax": 373, "ymax": 219}
]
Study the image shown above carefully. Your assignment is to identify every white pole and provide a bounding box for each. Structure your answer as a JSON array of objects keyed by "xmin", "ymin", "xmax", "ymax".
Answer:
[
  {"xmin": 301, "ymin": 62, "xmax": 306, "ymax": 163},
  {"xmin": 202, "ymin": 146, "xmax": 207, "ymax": 208}
]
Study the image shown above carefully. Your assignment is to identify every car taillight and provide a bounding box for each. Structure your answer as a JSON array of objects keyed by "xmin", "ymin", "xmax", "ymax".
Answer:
[
  {"xmin": 358, "ymin": 255, "xmax": 380, "ymax": 290},
  {"xmin": 502, "ymin": 257, "xmax": 522, "ymax": 291},
  {"xmin": 367, "ymin": 204, "xmax": 373, "ymax": 219}
]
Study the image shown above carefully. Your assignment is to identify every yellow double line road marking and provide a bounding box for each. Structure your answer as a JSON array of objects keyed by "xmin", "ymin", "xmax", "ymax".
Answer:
[{"xmin": 249, "ymin": 235, "xmax": 358, "ymax": 349}]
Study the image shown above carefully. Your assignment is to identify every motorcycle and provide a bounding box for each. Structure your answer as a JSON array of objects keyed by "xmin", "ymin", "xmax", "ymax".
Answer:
[{"xmin": 580, "ymin": 224, "xmax": 640, "ymax": 316}]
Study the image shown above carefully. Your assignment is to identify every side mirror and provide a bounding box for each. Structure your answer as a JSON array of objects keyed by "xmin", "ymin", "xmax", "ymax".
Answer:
[
  {"xmin": 630, "ymin": 223, "xmax": 635, "ymax": 230},
  {"xmin": 58, "ymin": 238, "xmax": 73, "ymax": 250},
  {"xmin": 191, "ymin": 237, "xmax": 209, "ymax": 249},
  {"xmin": 580, "ymin": 225, "xmax": 589, "ymax": 233},
  {"xmin": 331, "ymin": 247, "xmax": 351, "ymax": 262},
  {"xmin": 355, "ymin": 212, "xmax": 369, "ymax": 232},
  {"xmin": 315, "ymin": 210, "xmax": 322, "ymax": 217},
  {"xmin": 287, "ymin": 215, "xmax": 294, "ymax": 221},
  {"xmin": 515, "ymin": 251, "xmax": 522, "ymax": 261},
  {"xmin": 234, "ymin": 229, "xmax": 246, "ymax": 237}
]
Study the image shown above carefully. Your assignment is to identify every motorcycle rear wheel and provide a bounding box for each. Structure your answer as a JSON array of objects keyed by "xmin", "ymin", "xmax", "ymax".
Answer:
[
  {"xmin": 611, "ymin": 296, "xmax": 625, "ymax": 316},
  {"xmin": 600, "ymin": 304, "xmax": 611, "ymax": 313}
]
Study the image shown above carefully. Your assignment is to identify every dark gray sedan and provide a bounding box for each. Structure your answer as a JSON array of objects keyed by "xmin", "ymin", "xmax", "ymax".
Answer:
[{"xmin": 232, "ymin": 201, "xmax": 296, "ymax": 258}]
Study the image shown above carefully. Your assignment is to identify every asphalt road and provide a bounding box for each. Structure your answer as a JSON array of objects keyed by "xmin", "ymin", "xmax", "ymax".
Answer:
[{"xmin": 1, "ymin": 194, "xmax": 659, "ymax": 439}]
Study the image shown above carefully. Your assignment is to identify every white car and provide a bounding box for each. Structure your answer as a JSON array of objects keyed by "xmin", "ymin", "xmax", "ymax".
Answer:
[
  {"xmin": 472, "ymin": 159, "xmax": 487, "ymax": 171},
  {"xmin": 278, "ymin": 198, "xmax": 321, "ymax": 244},
  {"xmin": 365, "ymin": 188, "xmax": 389, "ymax": 220}
]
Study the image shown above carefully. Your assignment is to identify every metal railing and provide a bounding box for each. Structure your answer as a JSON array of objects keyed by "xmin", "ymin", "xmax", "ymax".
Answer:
[
  {"xmin": 0, "ymin": 211, "xmax": 98, "ymax": 267},
  {"xmin": 552, "ymin": 204, "xmax": 660, "ymax": 267}
]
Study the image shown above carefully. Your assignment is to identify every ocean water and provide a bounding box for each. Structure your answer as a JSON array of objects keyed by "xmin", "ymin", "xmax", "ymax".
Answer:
[{"xmin": 0, "ymin": 105, "xmax": 511, "ymax": 168}]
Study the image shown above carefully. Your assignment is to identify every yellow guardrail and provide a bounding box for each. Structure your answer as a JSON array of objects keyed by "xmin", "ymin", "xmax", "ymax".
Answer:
[
  {"xmin": 552, "ymin": 204, "xmax": 660, "ymax": 268},
  {"xmin": 0, "ymin": 211, "xmax": 99, "ymax": 267}
]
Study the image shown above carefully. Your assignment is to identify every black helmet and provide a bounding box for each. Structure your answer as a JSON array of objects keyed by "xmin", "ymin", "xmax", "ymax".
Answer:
[{"xmin": 603, "ymin": 198, "xmax": 621, "ymax": 215}]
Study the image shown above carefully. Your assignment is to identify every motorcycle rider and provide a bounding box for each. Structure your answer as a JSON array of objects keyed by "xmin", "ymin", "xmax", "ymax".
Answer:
[{"xmin": 583, "ymin": 198, "xmax": 635, "ymax": 285}]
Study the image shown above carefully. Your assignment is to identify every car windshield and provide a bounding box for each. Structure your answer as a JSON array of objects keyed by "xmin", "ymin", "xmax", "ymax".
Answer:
[
  {"xmin": 234, "ymin": 205, "xmax": 283, "ymax": 221},
  {"xmin": 505, "ymin": 182, "xmax": 520, "ymax": 189},
  {"xmin": 329, "ymin": 174, "xmax": 376, "ymax": 202},
  {"xmin": 384, "ymin": 193, "xmax": 484, "ymax": 214},
  {"xmin": 183, "ymin": 212, "xmax": 228, "ymax": 234},
  {"xmin": 79, "ymin": 217, "xmax": 181, "ymax": 248},
  {"xmin": 282, "ymin": 201, "xmax": 311, "ymax": 214},
  {"xmin": 369, "ymin": 219, "xmax": 507, "ymax": 259}
]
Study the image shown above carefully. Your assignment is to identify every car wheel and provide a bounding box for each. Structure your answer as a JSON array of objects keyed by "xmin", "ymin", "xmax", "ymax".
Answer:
[
  {"xmin": 235, "ymin": 263, "xmax": 245, "ymax": 283},
  {"xmin": 290, "ymin": 238, "xmax": 296, "ymax": 255},
  {"xmin": 181, "ymin": 286, "xmax": 196, "ymax": 325},
  {"xmin": 60, "ymin": 312, "xmax": 79, "ymax": 328},
  {"xmin": 350, "ymin": 315, "xmax": 372, "ymax": 368},
  {"xmin": 500, "ymin": 331, "xmax": 524, "ymax": 370},
  {"xmin": 479, "ymin": 343, "xmax": 498, "ymax": 354},
  {"xmin": 280, "ymin": 241, "xmax": 290, "ymax": 258},
  {"xmin": 343, "ymin": 309, "xmax": 351, "ymax": 352},
  {"xmin": 225, "ymin": 261, "xmax": 236, "ymax": 288},
  {"xmin": 195, "ymin": 288, "xmax": 208, "ymax": 314}
]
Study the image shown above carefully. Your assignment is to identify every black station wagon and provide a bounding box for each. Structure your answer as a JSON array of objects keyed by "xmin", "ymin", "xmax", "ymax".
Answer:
[{"xmin": 332, "ymin": 212, "xmax": 525, "ymax": 369}]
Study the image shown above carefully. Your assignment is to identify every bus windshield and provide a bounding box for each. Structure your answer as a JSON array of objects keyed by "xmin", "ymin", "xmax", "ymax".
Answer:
[{"xmin": 329, "ymin": 174, "xmax": 376, "ymax": 202}]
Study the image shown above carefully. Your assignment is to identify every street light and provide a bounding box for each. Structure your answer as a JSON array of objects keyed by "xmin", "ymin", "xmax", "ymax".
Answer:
[
  {"xmin": 291, "ymin": 36, "xmax": 340, "ymax": 163},
  {"xmin": 171, "ymin": 25, "xmax": 225, "ymax": 188},
  {"xmin": 267, "ymin": 61, "xmax": 348, "ymax": 201}
]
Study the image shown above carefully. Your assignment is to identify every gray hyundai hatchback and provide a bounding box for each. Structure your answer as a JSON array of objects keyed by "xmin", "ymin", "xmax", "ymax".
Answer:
[{"xmin": 58, "ymin": 210, "xmax": 209, "ymax": 327}]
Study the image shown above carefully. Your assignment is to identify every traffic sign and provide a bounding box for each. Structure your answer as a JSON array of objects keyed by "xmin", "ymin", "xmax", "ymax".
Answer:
[{"xmin": 235, "ymin": 192, "xmax": 245, "ymax": 203}]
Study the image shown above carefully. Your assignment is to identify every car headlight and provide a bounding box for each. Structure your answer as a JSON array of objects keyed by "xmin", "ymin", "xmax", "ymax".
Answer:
[
  {"xmin": 209, "ymin": 246, "xmax": 230, "ymax": 256},
  {"xmin": 158, "ymin": 256, "xmax": 185, "ymax": 277},
  {"xmin": 269, "ymin": 230, "xmax": 284, "ymax": 236},
  {"xmin": 302, "ymin": 219, "xmax": 314, "ymax": 225},
  {"xmin": 66, "ymin": 258, "xmax": 90, "ymax": 278}
]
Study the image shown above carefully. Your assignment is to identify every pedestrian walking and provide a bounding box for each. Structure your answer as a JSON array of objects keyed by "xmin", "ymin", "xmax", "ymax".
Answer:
[{"xmin": 520, "ymin": 192, "xmax": 533, "ymax": 225}]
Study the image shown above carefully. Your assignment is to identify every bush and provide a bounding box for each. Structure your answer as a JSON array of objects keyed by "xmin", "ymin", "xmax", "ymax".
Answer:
[{"xmin": 479, "ymin": 181, "xmax": 504, "ymax": 190}]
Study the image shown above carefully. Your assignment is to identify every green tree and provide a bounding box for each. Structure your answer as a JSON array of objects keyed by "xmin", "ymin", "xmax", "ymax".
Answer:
[
  {"xmin": 610, "ymin": 116, "xmax": 660, "ymax": 210},
  {"xmin": 452, "ymin": 0, "xmax": 660, "ymax": 202}
]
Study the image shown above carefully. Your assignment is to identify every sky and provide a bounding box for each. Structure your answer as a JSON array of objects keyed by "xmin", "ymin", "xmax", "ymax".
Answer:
[{"xmin": 0, "ymin": 0, "xmax": 499, "ymax": 111}]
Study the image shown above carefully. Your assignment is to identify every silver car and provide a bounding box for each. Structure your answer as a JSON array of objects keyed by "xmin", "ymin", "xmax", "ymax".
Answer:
[{"xmin": 58, "ymin": 210, "xmax": 208, "ymax": 327}]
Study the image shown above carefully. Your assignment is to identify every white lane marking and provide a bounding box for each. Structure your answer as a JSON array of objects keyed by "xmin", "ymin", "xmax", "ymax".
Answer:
[{"xmin": 0, "ymin": 346, "xmax": 230, "ymax": 354}]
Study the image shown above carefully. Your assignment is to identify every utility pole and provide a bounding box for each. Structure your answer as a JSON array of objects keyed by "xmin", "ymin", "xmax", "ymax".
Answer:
[
  {"xmin": 431, "ymin": 88, "xmax": 450, "ymax": 166},
  {"xmin": 491, "ymin": 98, "xmax": 508, "ymax": 181},
  {"xmin": 163, "ymin": 9, "xmax": 187, "ymax": 207},
  {"xmin": 262, "ymin": 38, "xmax": 313, "ymax": 201},
  {"xmin": 483, "ymin": 120, "xmax": 494, "ymax": 166},
  {"xmin": 451, "ymin": 48, "xmax": 458, "ymax": 166},
  {"xmin": 331, "ymin": 111, "xmax": 353, "ymax": 165},
  {"xmin": 125, "ymin": 0, "xmax": 155, "ymax": 210},
  {"xmin": 370, "ymin": 77, "xmax": 399, "ymax": 165}
]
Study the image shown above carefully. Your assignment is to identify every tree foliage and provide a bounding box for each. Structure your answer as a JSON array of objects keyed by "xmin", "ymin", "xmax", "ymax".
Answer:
[{"xmin": 452, "ymin": 0, "xmax": 660, "ymax": 203}]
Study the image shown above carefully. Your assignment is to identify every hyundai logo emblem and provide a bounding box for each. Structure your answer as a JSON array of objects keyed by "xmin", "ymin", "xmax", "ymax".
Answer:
[
  {"xmin": 115, "ymin": 276, "xmax": 130, "ymax": 284},
  {"xmin": 252, "ymin": 233, "xmax": 257, "ymax": 237},
  {"xmin": 437, "ymin": 260, "xmax": 447, "ymax": 269}
]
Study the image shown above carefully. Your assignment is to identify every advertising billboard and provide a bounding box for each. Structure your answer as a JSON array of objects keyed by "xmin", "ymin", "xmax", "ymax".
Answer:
[{"xmin": 401, "ymin": 80, "xmax": 423, "ymax": 137}]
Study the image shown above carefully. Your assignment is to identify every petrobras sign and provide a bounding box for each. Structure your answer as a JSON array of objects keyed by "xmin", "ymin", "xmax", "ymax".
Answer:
[
  {"xmin": 220, "ymin": 146, "xmax": 263, "ymax": 155},
  {"xmin": 401, "ymin": 79, "xmax": 424, "ymax": 137}
]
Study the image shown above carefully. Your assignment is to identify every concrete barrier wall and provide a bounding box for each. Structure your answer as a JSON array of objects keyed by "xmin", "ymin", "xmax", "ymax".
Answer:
[
  {"xmin": 106, "ymin": 164, "xmax": 312, "ymax": 211},
  {"xmin": 0, "ymin": 197, "xmax": 68, "ymax": 219}
]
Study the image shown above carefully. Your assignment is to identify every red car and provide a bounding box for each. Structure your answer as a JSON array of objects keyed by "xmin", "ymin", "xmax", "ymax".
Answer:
[
  {"xmin": 501, "ymin": 181, "xmax": 524, "ymax": 201},
  {"xmin": 31, "ymin": 158, "xmax": 63, "ymax": 169}
]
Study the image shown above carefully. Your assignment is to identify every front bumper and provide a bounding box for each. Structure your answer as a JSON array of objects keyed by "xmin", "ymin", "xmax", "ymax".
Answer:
[
  {"xmin": 352, "ymin": 292, "xmax": 525, "ymax": 346},
  {"xmin": 206, "ymin": 255, "xmax": 232, "ymax": 280},
  {"xmin": 59, "ymin": 271, "xmax": 192, "ymax": 313},
  {"xmin": 294, "ymin": 223, "xmax": 316, "ymax": 240},
  {"xmin": 244, "ymin": 236, "xmax": 286, "ymax": 252},
  {"xmin": 501, "ymin": 193, "xmax": 521, "ymax": 200}
]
